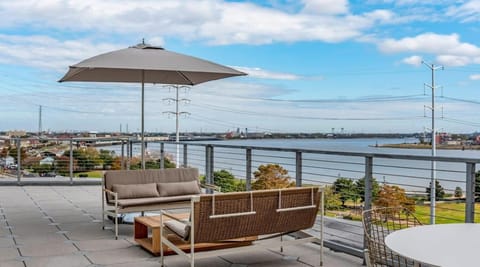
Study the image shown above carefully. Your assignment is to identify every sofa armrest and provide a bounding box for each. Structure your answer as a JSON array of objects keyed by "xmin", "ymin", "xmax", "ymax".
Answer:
[
  {"xmin": 201, "ymin": 183, "xmax": 221, "ymax": 192},
  {"xmin": 103, "ymin": 188, "xmax": 118, "ymax": 203}
]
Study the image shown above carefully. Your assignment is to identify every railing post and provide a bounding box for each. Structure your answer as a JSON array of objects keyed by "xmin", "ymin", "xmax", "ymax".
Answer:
[
  {"xmin": 126, "ymin": 140, "xmax": 130, "ymax": 170},
  {"xmin": 465, "ymin": 162, "xmax": 476, "ymax": 223},
  {"xmin": 364, "ymin": 156, "xmax": 373, "ymax": 211},
  {"xmin": 121, "ymin": 140, "xmax": 125, "ymax": 170},
  {"xmin": 205, "ymin": 145, "xmax": 214, "ymax": 192},
  {"xmin": 210, "ymin": 145, "xmax": 214, "ymax": 183},
  {"xmin": 129, "ymin": 140, "xmax": 133, "ymax": 158},
  {"xmin": 183, "ymin": 144, "xmax": 188, "ymax": 168},
  {"xmin": 363, "ymin": 156, "xmax": 373, "ymax": 261},
  {"xmin": 246, "ymin": 148, "xmax": 252, "ymax": 191},
  {"xmin": 69, "ymin": 138, "xmax": 73, "ymax": 184},
  {"xmin": 296, "ymin": 151, "xmax": 302, "ymax": 187},
  {"xmin": 16, "ymin": 138, "xmax": 21, "ymax": 185},
  {"xmin": 160, "ymin": 143, "xmax": 165, "ymax": 169}
]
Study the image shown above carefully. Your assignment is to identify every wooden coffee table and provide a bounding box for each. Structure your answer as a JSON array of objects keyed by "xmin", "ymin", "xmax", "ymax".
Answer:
[{"xmin": 134, "ymin": 214, "xmax": 256, "ymax": 256}]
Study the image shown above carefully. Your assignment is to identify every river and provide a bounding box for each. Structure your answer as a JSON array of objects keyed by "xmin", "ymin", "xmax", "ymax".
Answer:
[{"xmin": 104, "ymin": 138, "xmax": 480, "ymax": 193}]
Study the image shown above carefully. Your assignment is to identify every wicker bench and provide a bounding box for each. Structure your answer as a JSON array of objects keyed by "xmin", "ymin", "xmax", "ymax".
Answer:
[
  {"xmin": 160, "ymin": 187, "xmax": 324, "ymax": 267},
  {"xmin": 102, "ymin": 168, "xmax": 204, "ymax": 239}
]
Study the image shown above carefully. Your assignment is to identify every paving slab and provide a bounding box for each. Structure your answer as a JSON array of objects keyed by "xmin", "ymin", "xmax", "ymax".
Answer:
[
  {"xmin": 218, "ymin": 249, "xmax": 285, "ymax": 265},
  {"xmin": 23, "ymin": 254, "xmax": 91, "ymax": 267},
  {"xmin": 75, "ymin": 238, "xmax": 133, "ymax": 252},
  {"xmin": 0, "ymin": 237, "xmax": 15, "ymax": 248},
  {"xmin": 160, "ymin": 254, "xmax": 231, "ymax": 267},
  {"xmin": 0, "ymin": 259, "xmax": 25, "ymax": 267},
  {"xmin": 0, "ymin": 246, "xmax": 20, "ymax": 261},
  {"xmin": 86, "ymin": 246, "xmax": 152, "ymax": 265},
  {"xmin": 19, "ymin": 242, "xmax": 78, "ymax": 257}
]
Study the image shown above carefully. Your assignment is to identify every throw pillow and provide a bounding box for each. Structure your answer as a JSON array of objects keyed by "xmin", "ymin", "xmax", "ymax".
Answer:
[
  {"xmin": 157, "ymin": 180, "xmax": 201, "ymax": 197},
  {"xmin": 112, "ymin": 183, "xmax": 159, "ymax": 199}
]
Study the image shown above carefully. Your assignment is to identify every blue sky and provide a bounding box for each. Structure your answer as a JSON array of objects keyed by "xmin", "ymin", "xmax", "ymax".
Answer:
[{"xmin": 0, "ymin": 0, "xmax": 480, "ymax": 134}]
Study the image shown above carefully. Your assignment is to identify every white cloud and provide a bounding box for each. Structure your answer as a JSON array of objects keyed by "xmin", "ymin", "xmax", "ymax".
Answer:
[
  {"xmin": 0, "ymin": 34, "xmax": 121, "ymax": 71},
  {"xmin": 447, "ymin": 0, "xmax": 480, "ymax": 22},
  {"xmin": 470, "ymin": 74, "xmax": 480, "ymax": 80},
  {"xmin": 301, "ymin": 0, "xmax": 349, "ymax": 15},
  {"xmin": 436, "ymin": 55, "xmax": 471, "ymax": 67},
  {"xmin": 378, "ymin": 33, "xmax": 480, "ymax": 66},
  {"xmin": 232, "ymin": 66, "xmax": 303, "ymax": 80},
  {"xmin": 0, "ymin": 0, "xmax": 395, "ymax": 45},
  {"xmin": 402, "ymin": 55, "xmax": 422, "ymax": 66}
]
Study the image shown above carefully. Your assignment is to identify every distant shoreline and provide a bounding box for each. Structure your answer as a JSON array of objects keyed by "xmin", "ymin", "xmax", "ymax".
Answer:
[{"xmin": 376, "ymin": 143, "xmax": 480, "ymax": 150}]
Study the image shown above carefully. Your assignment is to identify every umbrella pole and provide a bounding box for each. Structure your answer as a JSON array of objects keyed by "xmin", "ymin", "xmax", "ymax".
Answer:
[{"xmin": 141, "ymin": 70, "xmax": 145, "ymax": 169}]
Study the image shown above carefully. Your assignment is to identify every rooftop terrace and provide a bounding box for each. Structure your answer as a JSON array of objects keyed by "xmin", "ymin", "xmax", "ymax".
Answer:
[{"xmin": 0, "ymin": 185, "xmax": 363, "ymax": 267}]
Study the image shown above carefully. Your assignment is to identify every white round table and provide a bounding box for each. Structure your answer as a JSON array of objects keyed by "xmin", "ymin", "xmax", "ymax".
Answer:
[{"xmin": 385, "ymin": 223, "xmax": 480, "ymax": 267}]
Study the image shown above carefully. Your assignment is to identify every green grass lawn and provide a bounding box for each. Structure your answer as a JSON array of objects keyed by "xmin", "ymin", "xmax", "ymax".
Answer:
[
  {"xmin": 74, "ymin": 171, "xmax": 104, "ymax": 178},
  {"xmin": 327, "ymin": 202, "xmax": 480, "ymax": 224},
  {"xmin": 413, "ymin": 202, "xmax": 480, "ymax": 224}
]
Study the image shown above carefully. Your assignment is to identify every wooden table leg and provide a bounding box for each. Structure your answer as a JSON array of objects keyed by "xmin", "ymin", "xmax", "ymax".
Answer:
[
  {"xmin": 152, "ymin": 228, "xmax": 160, "ymax": 253},
  {"xmin": 134, "ymin": 220, "xmax": 148, "ymax": 239}
]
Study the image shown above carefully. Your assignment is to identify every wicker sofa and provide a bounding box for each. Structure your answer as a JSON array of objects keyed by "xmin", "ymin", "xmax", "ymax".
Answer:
[
  {"xmin": 102, "ymin": 168, "xmax": 202, "ymax": 239},
  {"xmin": 160, "ymin": 187, "xmax": 324, "ymax": 267}
]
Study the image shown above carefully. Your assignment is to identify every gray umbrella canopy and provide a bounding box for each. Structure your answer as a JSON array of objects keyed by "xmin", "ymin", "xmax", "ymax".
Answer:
[
  {"xmin": 59, "ymin": 42, "xmax": 246, "ymax": 169},
  {"xmin": 59, "ymin": 43, "xmax": 245, "ymax": 84}
]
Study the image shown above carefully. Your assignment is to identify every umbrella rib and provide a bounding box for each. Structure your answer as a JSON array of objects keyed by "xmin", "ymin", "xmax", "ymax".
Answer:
[{"xmin": 175, "ymin": 71, "xmax": 195, "ymax": 86}]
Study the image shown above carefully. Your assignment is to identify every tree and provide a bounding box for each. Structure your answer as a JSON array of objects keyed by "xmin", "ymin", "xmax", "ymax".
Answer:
[
  {"xmin": 333, "ymin": 177, "xmax": 355, "ymax": 206},
  {"xmin": 374, "ymin": 185, "xmax": 415, "ymax": 212},
  {"xmin": 355, "ymin": 177, "xmax": 380, "ymax": 202},
  {"xmin": 56, "ymin": 155, "xmax": 73, "ymax": 175},
  {"xmin": 99, "ymin": 149, "xmax": 115, "ymax": 169},
  {"xmin": 213, "ymin": 169, "xmax": 237, "ymax": 192},
  {"xmin": 129, "ymin": 157, "xmax": 175, "ymax": 170},
  {"xmin": 324, "ymin": 185, "xmax": 342, "ymax": 210},
  {"xmin": 475, "ymin": 171, "xmax": 480, "ymax": 201},
  {"xmin": 33, "ymin": 164, "xmax": 53, "ymax": 176},
  {"xmin": 9, "ymin": 146, "xmax": 27, "ymax": 164},
  {"xmin": 454, "ymin": 186, "xmax": 463, "ymax": 198},
  {"xmin": 252, "ymin": 164, "xmax": 294, "ymax": 190},
  {"xmin": 426, "ymin": 180, "xmax": 445, "ymax": 201}
]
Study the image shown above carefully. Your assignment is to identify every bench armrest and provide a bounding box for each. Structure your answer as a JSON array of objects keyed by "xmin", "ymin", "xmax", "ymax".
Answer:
[
  {"xmin": 161, "ymin": 210, "xmax": 190, "ymax": 224},
  {"xmin": 201, "ymin": 183, "xmax": 221, "ymax": 192}
]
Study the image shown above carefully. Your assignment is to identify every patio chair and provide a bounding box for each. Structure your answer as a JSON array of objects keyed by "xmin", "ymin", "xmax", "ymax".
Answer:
[{"xmin": 362, "ymin": 206, "xmax": 422, "ymax": 267}]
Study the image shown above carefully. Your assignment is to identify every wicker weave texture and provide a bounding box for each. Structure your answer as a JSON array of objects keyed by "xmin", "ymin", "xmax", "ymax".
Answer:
[
  {"xmin": 193, "ymin": 187, "xmax": 320, "ymax": 243},
  {"xmin": 362, "ymin": 207, "xmax": 422, "ymax": 267}
]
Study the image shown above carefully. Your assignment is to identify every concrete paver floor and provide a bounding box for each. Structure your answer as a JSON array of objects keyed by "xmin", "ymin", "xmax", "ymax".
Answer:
[{"xmin": 0, "ymin": 186, "xmax": 363, "ymax": 267}]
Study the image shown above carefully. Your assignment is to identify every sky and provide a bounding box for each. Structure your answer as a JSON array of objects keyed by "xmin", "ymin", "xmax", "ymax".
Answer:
[{"xmin": 0, "ymin": 0, "xmax": 480, "ymax": 134}]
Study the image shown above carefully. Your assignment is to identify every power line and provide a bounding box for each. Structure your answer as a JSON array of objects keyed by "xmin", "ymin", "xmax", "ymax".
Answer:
[{"xmin": 190, "ymin": 102, "xmax": 425, "ymax": 121}]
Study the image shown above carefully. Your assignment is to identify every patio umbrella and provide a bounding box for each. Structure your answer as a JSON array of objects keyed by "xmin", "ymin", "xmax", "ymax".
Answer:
[{"xmin": 59, "ymin": 41, "xmax": 246, "ymax": 169}]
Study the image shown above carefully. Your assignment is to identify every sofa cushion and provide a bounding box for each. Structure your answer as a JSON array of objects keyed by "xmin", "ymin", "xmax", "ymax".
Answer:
[
  {"xmin": 157, "ymin": 180, "xmax": 201, "ymax": 197},
  {"xmin": 164, "ymin": 219, "xmax": 190, "ymax": 241},
  {"xmin": 112, "ymin": 183, "xmax": 159, "ymax": 199},
  {"xmin": 116, "ymin": 195, "xmax": 194, "ymax": 208}
]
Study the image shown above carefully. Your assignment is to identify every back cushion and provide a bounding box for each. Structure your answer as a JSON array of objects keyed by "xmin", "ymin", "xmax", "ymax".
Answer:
[
  {"xmin": 157, "ymin": 180, "xmax": 201, "ymax": 197},
  {"xmin": 112, "ymin": 183, "xmax": 159, "ymax": 199},
  {"xmin": 104, "ymin": 168, "xmax": 199, "ymax": 201}
]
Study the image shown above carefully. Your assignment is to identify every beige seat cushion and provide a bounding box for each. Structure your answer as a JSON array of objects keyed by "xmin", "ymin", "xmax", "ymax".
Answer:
[
  {"xmin": 157, "ymin": 180, "xmax": 201, "ymax": 197},
  {"xmin": 164, "ymin": 219, "xmax": 190, "ymax": 241},
  {"xmin": 116, "ymin": 195, "xmax": 194, "ymax": 208},
  {"xmin": 112, "ymin": 183, "xmax": 159, "ymax": 199}
]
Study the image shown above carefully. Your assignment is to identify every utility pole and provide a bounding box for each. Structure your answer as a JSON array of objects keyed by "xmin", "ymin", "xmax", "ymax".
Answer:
[
  {"xmin": 38, "ymin": 105, "xmax": 42, "ymax": 136},
  {"xmin": 423, "ymin": 61, "xmax": 443, "ymax": 225},
  {"xmin": 164, "ymin": 85, "xmax": 190, "ymax": 168}
]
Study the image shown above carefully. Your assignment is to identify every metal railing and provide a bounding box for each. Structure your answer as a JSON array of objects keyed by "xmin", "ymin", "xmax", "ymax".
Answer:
[{"xmin": 1, "ymin": 137, "xmax": 480, "ymax": 257}]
